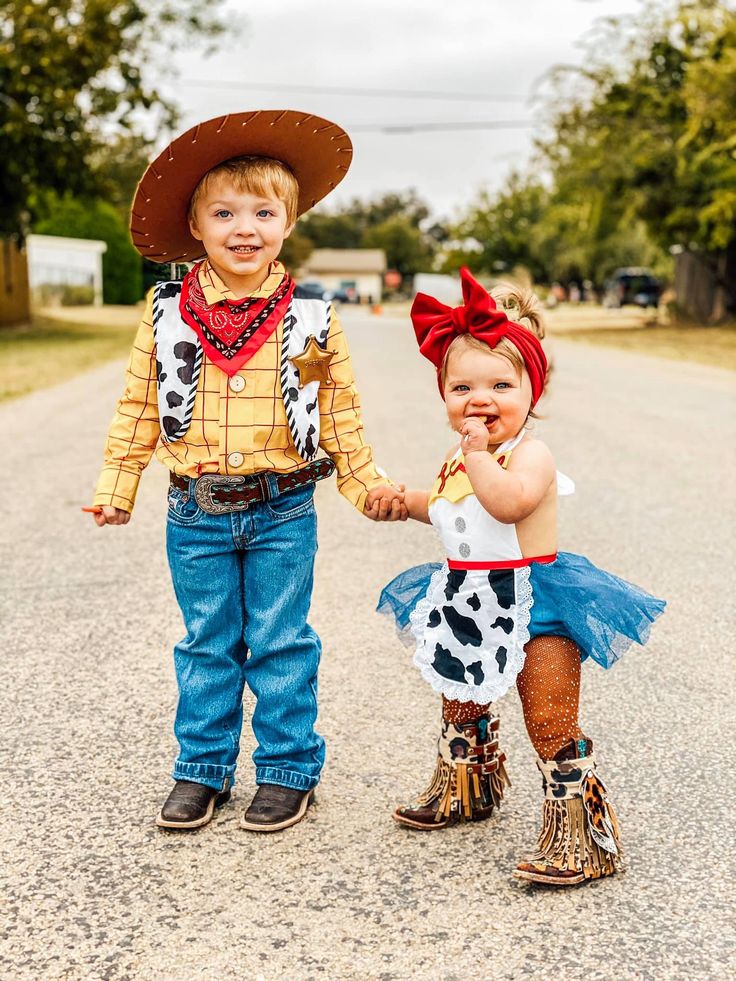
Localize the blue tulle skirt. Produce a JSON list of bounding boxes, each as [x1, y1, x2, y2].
[[377, 552, 666, 669]]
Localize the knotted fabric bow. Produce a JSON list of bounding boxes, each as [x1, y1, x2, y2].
[[410, 266, 547, 405]]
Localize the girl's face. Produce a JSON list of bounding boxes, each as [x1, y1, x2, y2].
[[443, 344, 533, 449]]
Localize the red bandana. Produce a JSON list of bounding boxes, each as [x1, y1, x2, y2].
[[410, 267, 547, 406], [179, 262, 295, 376]]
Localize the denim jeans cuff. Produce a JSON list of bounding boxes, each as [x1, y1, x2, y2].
[[255, 766, 318, 792], [173, 760, 236, 792]]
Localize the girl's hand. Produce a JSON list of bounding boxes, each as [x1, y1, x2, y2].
[[460, 417, 490, 455], [364, 484, 408, 521]]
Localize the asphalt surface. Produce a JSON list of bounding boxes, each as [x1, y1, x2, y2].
[[2, 307, 734, 980]]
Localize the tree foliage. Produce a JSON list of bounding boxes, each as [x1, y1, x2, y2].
[[540, 1, 735, 279], [297, 191, 437, 282], [0, 0, 229, 237], [440, 174, 551, 281], [443, 0, 735, 308]]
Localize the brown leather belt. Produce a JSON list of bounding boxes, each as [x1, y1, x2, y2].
[[170, 458, 336, 515]]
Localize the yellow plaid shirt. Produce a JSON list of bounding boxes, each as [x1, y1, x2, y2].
[[94, 261, 385, 513]]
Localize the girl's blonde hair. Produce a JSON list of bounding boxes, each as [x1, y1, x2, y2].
[[439, 282, 548, 415], [188, 155, 299, 226]]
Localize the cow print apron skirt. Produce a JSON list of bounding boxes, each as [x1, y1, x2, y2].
[[409, 562, 532, 703]]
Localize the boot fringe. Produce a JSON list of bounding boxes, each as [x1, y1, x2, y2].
[[528, 783, 622, 880], [416, 754, 509, 821]]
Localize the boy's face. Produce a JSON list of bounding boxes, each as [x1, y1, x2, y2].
[[188, 175, 294, 295], [443, 345, 532, 450]]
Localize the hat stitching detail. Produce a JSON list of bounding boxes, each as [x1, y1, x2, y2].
[[216, 115, 230, 133]]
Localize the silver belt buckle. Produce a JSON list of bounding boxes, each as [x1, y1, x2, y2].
[[194, 474, 247, 515]]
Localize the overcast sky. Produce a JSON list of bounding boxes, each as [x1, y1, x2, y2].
[[161, 0, 645, 222]]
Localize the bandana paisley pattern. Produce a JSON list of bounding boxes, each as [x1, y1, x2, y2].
[[178, 261, 295, 376]]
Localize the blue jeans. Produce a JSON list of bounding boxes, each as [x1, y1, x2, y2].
[[165, 475, 324, 793]]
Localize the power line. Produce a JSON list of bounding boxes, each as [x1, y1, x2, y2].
[[177, 78, 528, 103], [350, 120, 533, 133]]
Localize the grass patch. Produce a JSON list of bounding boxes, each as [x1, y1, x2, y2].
[[552, 324, 736, 371], [0, 315, 137, 402]]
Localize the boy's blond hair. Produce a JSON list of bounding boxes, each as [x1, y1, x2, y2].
[[188, 155, 299, 226], [440, 283, 548, 411]]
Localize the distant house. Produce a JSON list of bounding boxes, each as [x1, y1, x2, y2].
[[26, 234, 107, 306], [299, 249, 386, 303]]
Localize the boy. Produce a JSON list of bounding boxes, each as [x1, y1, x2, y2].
[[90, 110, 405, 832]]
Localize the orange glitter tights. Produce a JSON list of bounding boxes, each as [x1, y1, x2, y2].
[[443, 635, 585, 760]]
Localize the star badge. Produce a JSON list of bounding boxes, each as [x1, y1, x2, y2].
[[290, 335, 337, 387]]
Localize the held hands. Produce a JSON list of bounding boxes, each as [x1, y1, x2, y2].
[[363, 484, 409, 521], [460, 417, 490, 455]]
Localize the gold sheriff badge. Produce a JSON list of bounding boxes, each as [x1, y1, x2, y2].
[[290, 335, 337, 387]]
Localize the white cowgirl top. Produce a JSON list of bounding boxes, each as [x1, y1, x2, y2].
[[428, 429, 552, 562]]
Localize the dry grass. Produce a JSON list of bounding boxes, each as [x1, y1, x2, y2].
[[551, 324, 736, 371], [0, 315, 137, 402]]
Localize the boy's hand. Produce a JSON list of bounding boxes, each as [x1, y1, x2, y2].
[[90, 506, 131, 527], [460, 417, 490, 455], [364, 484, 408, 521]]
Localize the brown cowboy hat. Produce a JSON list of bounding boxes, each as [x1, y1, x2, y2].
[[130, 109, 353, 263]]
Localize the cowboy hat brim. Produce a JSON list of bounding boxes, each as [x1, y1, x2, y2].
[[130, 109, 353, 263]]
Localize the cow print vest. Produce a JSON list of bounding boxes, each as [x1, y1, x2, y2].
[[152, 281, 330, 460]]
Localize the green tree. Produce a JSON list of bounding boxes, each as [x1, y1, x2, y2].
[[538, 0, 735, 308], [279, 228, 314, 275], [346, 190, 431, 231], [296, 212, 363, 250], [298, 191, 438, 283], [0, 0, 230, 238], [442, 174, 550, 281], [90, 131, 157, 225], [364, 215, 435, 280], [35, 194, 142, 304]]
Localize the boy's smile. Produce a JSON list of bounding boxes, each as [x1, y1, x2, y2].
[[443, 346, 533, 450], [188, 176, 294, 296]]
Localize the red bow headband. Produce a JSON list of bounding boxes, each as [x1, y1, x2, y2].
[[410, 267, 547, 406]]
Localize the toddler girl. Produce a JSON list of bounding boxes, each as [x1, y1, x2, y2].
[[377, 267, 665, 885]]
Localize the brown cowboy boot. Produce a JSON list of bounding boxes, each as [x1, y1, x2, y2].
[[393, 709, 509, 830], [513, 738, 622, 885]]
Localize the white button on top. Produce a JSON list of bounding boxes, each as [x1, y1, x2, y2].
[[228, 374, 245, 393], [227, 451, 244, 468]]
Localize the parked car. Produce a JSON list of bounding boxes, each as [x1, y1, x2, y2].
[[603, 268, 662, 308], [295, 281, 353, 304]]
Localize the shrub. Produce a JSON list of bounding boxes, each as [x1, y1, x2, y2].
[[60, 284, 95, 306]]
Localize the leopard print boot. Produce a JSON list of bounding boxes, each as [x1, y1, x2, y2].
[[513, 738, 622, 885], [393, 707, 509, 830]]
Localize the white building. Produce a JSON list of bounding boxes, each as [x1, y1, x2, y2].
[[299, 249, 386, 303], [26, 234, 107, 306]]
